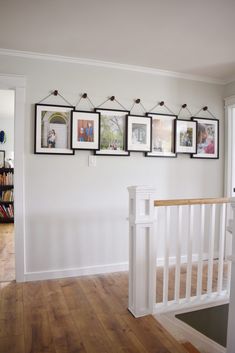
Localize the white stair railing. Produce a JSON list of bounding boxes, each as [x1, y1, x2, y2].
[[128, 186, 230, 318], [155, 197, 229, 314]]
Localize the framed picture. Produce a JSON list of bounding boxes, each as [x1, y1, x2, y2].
[[0, 150, 5, 168], [146, 113, 176, 157], [176, 119, 197, 154], [127, 115, 152, 152], [71, 110, 100, 150], [34, 104, 75, 155], [191, 117, 219, 159], [95, 108, 130, 156]]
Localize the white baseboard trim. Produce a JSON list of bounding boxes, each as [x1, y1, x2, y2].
[[24, 253, 218, 282], [24, 262, 129, 282]]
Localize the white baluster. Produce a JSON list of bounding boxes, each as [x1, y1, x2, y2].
[[163, 206, 170, 306], [186, 205, 194, 301], [197, 204, 205, 298], [207, 204, 216, 295], [175, 205, 182, 303], [217, 203, 226, 294], [128, 186, 156, 317]]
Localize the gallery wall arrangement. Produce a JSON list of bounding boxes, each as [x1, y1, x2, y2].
[[34, 90, 219, 159]]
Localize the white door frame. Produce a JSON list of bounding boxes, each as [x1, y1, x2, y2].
[[225, 95, 235, 198], [0, 74, 26, 282]]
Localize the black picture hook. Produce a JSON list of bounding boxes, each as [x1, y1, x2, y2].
[[203, 106, 208, 111], [135, 99, 141, 104], [82, 93, 87, 99], [182, 104, 187, 109], [53, 90, 58, 96], [110, 96, 115, 101], [159, 101, 164, 106]]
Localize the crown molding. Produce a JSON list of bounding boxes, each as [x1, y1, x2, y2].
[[0, 48, 226, 85]]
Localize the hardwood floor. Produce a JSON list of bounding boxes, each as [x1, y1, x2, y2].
[[0, 224, 15, 282], [0, 225, 227, 353], [0, 273, 190, 353]]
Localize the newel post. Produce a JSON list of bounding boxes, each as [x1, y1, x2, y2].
[[128, 186, 156, 317], [227, 197, 235, 353]]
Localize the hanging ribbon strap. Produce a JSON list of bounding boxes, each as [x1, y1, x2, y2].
[[148, 101, 175, 115], [130, 99, 147, 114], [75, 93, 95, 110], [178, 104, 192, 118], [193, 106, 217, 119], [38, 90, 74, 106], [96, 96, 128, 110]]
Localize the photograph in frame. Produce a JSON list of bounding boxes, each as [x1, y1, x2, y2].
[[34, 104, 75, 155], [127, 115, 151, 152], [72, 111, 100, 150], [176, 119, 197, 154], [95, 108, 130, 156], [191, 117, 219, 159], [146, 113, 176, 157], [0, 150, 5, 168]]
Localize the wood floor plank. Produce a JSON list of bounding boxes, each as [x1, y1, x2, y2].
[[0, 311, 24, 337], [23, 308, 56, 353], [0, 335, 25, 353], [63, 279, 121, 353], [48, 313, 87, 353], [78, 277, 152, 353], [0, 281, 23, 314], [0, 225, 15, 282]]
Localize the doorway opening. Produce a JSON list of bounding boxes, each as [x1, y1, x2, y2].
[[0, 89, 15, 282]]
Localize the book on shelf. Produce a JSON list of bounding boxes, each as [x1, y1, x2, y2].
[[0, 172, 14, 186], [0, 190, 14, 202], [0, 204, 14, 218]]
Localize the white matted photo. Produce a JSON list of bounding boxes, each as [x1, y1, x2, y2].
[[95, 108, 130, 156], [35, 104, 75, 155], [71, 110, 100, 150], [176, 119, 197, 154], [146, 113, 176, 157], [127, 115, 152, 152], [191, 117, 219, 159]]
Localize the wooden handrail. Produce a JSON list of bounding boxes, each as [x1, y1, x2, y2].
[[154, 197, 230, 207]]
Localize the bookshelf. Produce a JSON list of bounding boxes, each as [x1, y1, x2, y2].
[[0, 168, 14, 223]]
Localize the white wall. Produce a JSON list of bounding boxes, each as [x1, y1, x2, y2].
[[0, 90, 14, 159], [0, 53, 225, 280]]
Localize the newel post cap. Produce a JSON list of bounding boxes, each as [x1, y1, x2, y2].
[[127, 185, 155, 193]]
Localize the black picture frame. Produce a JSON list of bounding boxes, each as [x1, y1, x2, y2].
[[0, 150, 5, 168], [94, 108, 130, 156], [71, 110, 100, 150], [34, 104, 75, 155], [191, 117, 219, 159], [145, 113, 177, 158], [175, 119, 197, 154], [127, 115, 152, 152]]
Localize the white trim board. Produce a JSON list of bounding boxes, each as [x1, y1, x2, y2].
[[0, 48, 225, 85], [0, 74, 26, 282], [24, 262, 129, 282], [24, 253, 216, 282]]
